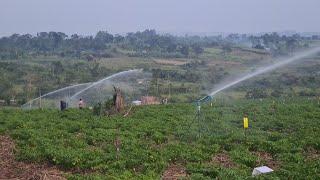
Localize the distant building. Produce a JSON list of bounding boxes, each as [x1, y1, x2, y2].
[[137, 79, 144, 84], [10, 99, 17, 105], [132, 100, 142, 106], [86, 54, 95, 61], [141, 96, 160, 105], [0, 100, 6, 106]]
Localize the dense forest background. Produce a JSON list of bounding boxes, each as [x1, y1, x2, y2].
[[1, 30, 317, 60], [0, 30, 319, 105]]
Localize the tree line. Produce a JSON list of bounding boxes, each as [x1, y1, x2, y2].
[[0, 30, 314, 60]]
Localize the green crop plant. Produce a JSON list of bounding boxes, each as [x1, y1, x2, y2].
[[0, 97, 319, 179]]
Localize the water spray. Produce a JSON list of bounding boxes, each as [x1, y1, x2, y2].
[[69, 69, 142, 101], [195, 46, 320, 105], [192, 47, 320, 137], [21, 82, 92, 109], [21, 69, 149, 109], [209, 47, 320, 96]]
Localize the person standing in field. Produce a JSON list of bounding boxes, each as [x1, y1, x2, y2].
[[78, 98, 85, 109], [60, 100, 67, 111]]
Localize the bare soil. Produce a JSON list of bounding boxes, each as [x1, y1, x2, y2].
[[162, 164, 187, 180], [0, 135, 66, 180], [304, 147, 320, 160], [207, 60, 241, 66], [154, 59, 187, 66], [212, 152, 236, 168], [254, 151, 280, 170]]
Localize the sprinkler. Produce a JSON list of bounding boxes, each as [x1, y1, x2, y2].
[[195, 95, 214, 123], [180, 95, 214, 139], [193, 95, 214, 137], [195, 95, 214, 113]]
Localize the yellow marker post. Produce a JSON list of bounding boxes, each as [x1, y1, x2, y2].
[[243, 116, 249, 137], [243, 117, 249, 129]]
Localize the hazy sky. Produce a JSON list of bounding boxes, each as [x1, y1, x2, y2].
[[1, 0, 319, 36]]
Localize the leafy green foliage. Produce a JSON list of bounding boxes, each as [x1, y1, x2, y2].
[[0, 98, 319, 178]]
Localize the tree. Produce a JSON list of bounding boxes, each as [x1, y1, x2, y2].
[[51, 61, 64, 75], [222, 44, 232, 55], [191, 44, 204, 56], [0, 77, 12, 100], [95, 31, 114, 44], [286, 38, 298, 53], [254, 44, 265, 49], [114, 34, 124, 43], [179, 45, 189, 57]]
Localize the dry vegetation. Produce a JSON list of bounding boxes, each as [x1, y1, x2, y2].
[[0, 135, 66, 180]]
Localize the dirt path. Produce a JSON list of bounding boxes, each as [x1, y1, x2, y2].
[[0, 135, 66, 180]]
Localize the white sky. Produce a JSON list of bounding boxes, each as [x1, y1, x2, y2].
[[0, 0, 319, 36]]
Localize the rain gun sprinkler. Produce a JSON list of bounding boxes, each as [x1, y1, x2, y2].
[[193, 95, 213, 137], [195, 95, 213, 115]]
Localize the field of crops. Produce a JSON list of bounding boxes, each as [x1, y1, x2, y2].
[[0, 97, 319, 179]]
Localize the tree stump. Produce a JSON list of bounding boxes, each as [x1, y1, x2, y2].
[[113, 86, 125, 113]]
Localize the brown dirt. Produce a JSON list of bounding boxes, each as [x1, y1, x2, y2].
[[304, 147, 320, 160], [162, 164, 187, 180], [230, 49, 268, 59], [207, 60, 241, 66], [0, 135, 66, 180], [212, 152, 236, 168], [154, 59, 187, 66], [254, 151, 280, 170]]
